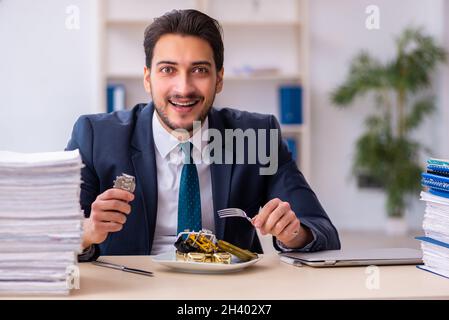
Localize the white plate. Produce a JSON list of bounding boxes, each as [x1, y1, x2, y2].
[[152, 251, 262, 274]]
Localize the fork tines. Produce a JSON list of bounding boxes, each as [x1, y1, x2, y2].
[[217, 210, 242, 217], [217, 209, 253, 222]]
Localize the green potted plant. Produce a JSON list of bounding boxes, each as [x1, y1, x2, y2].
[[331, 27, 447, 235]]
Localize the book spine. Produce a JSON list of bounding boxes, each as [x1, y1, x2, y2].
[[428, 159, 449, 167], [285, 137, 298, 161], [106, 85, 114, 113], [106, 84, 126, 113], [279, 86, 302, 124]]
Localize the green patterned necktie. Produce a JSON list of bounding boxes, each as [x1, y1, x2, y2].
[[177, 142, 202, 234]]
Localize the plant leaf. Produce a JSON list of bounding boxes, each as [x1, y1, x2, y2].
[[331, 52, 388, 106], [404, 97, 435, 131]]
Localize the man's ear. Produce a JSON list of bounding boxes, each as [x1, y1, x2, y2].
[[216, 68, 224, 93], [143, 66, 151, 94]]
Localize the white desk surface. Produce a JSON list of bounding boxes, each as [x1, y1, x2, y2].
[[5, 253, 449, 300]]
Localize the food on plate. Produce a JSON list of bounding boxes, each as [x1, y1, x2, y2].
[[174, 229, 258, 264]]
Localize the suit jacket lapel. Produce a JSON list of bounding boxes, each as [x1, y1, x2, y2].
[[130, 103, 158, 254], [208, 108, 233, 240]]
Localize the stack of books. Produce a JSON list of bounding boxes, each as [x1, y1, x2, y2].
[[417, 158, 449, 279], [0, 150, 84, 295]]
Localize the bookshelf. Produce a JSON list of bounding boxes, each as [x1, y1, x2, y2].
[[98, 0, 311, 180]]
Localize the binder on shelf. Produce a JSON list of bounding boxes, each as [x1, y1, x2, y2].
[[107, 84, 126, 113], [284, 137, 298, 161], [279, 85, 302, 124]]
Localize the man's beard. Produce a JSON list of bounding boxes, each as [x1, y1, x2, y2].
[[153, 95, 215, 132]]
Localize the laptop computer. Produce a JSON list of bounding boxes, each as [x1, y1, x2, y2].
[[280, 248, 423, 267]]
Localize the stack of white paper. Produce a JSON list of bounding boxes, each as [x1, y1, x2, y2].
[[421, 191, 449, 243], [418, 191, 449, 279], [0, 150, 84, 295]]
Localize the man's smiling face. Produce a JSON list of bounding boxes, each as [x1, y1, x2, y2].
[[144, 34, 224, 133]]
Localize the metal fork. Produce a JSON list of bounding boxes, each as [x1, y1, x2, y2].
[[217, 208, 299, 235], [217, 208, 253, 223]]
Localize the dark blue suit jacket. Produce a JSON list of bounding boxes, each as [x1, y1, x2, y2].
[[66, 103, 340, 257]]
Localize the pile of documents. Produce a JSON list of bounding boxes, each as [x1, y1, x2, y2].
[[417, 158, 449, 279], [0, 150, 84, 295]]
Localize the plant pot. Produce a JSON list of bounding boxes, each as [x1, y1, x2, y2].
[[385, 216, 408, 236]]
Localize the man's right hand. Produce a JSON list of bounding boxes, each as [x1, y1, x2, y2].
[[82, 188, 135, 249]]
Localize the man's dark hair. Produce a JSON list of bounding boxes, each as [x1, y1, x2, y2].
[[143, 9, 224, 71]]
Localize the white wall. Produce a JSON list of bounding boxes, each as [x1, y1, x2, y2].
[[309, 0, 446, 231], [0, 0, 100, 153]]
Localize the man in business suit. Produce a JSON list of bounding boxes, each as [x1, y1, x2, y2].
[[66, 9, 340, 261]]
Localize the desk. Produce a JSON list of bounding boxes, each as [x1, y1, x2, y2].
[[9, 253, 448, 299]]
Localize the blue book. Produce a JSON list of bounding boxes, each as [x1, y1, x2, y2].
[[428, 188, 449, 199], [416, 236, 449, 279], [421, 172, 449, 193], [107, 84, 126, 113], [416, 236, 449, 249], [427, 158, 449, 168], [416, 265, 449, 280], [427, 165, 449, 173], [284, 138, 298, 161], [279, 86, 302, 124]]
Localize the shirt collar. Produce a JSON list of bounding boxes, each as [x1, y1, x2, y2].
[[152, 110, 208, 160]]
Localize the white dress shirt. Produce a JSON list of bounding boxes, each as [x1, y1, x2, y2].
[[151, 112, 215, 255]]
